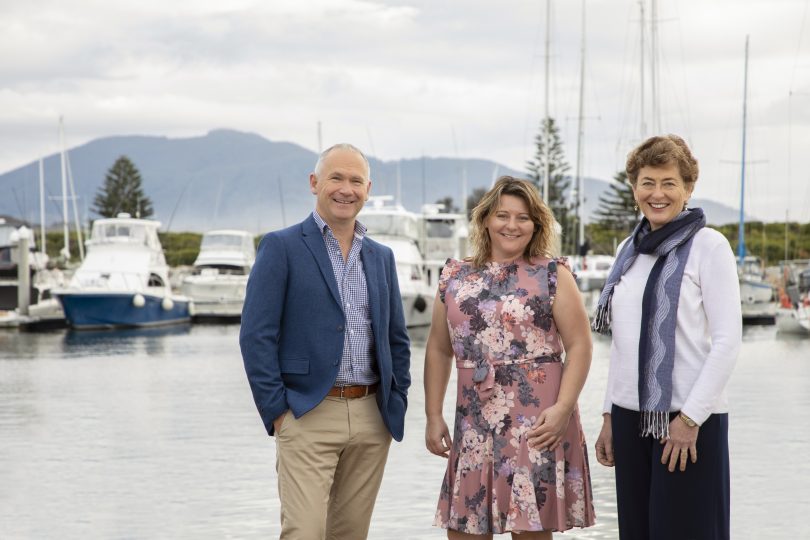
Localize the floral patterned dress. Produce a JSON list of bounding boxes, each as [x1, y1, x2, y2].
[[433, 257, 596, 534]]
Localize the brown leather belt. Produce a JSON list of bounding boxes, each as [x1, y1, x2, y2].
[[328, 383, 378, 399]]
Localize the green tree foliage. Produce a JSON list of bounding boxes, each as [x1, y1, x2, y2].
[[434, 196, 459, 213], [712, 221, 810, 266], [526, 117, 572, 252], [158, 232, 201, 266], [92, 156, 154, 218], [594, 171, 637, 232], [466, 187, 488, 220]]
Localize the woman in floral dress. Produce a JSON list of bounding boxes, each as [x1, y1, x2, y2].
[[424, 176, 596, 539]]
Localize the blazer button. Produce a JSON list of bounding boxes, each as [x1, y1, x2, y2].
[[337, 325, 344, 332]]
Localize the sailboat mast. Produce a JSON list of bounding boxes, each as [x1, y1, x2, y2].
[[65, 151, 85, 260], [58, 117, 70, 260], [542, 0, 551, 203], [639, 0, 647, 138], [39, 158, 46, 256], [650, 0, 660, 133], [738, 36, 749, 266], [575, 0, 586, 252]]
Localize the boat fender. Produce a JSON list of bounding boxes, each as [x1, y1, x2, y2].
[[162, 297, 174, 311], [132, 294, 146, 308], [413, 294, 427, 313]]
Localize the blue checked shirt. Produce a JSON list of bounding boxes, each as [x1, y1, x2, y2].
[[312, 211, 377, 386]]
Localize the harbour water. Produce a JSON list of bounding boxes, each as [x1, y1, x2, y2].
[[1, 324, 808, 539]]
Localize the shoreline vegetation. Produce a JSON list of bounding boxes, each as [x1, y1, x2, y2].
[[35, 221, 810, 270]]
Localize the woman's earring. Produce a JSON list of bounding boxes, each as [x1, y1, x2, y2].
[[633, 203, 639, 212], [683, 200, 689, 211]]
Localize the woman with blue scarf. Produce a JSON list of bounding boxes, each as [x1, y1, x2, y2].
[[592, 135, 741, 540]]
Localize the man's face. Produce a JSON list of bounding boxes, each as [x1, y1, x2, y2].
[[310, 149, 371, 227]]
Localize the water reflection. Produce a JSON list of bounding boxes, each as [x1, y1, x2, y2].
[[62, 324, 191, 357], [0, 324, 807, 539]]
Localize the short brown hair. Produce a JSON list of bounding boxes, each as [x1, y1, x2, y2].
[[626, 134, 699, 187], [468, 176, 558, 267]]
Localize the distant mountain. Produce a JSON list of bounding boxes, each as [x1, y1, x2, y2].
[[0, 129, 750, 233]]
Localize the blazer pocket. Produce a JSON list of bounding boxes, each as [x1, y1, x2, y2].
[[280, 357, 309, 374]]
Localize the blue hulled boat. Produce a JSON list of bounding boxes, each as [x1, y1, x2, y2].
[[55, 214, 190, 330]]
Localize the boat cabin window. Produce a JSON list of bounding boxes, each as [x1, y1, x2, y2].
[[425, 219, 455, 239], [201, 234, 246, 249], [148, 273, 164, 287], [92, 222, 153, 247], [194, 264, 246, 276]]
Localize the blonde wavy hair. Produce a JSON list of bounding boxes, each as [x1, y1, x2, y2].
[[468, 176, 558, 267]]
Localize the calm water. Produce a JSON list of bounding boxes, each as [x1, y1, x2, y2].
[[1, 324, 808, 539]]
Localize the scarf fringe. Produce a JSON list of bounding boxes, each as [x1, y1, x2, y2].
[[591, 298, 612, 335], [639, 410, 670, 439]]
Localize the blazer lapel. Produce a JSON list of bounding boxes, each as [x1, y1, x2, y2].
[[360, 241, 381, 327], [301, 216, 343, 308]]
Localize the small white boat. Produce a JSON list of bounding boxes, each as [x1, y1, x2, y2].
[[360, 197, 434, 327], [570, 254, 615, 293], [418, 204, 469, 290], [737, 256, 776, 324], [0, 220, 67, 329], [180, 230, 255, 320], [739, 256, 776, 305], [54, 214, 190, 329]]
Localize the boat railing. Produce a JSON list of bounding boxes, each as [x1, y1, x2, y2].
[[72, 270, 152, 291]]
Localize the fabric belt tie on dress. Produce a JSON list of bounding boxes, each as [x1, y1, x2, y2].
[[328, 383, 378, 399], [473, 355, 561, 401]]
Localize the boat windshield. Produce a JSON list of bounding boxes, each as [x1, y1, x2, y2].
[[201, 234, 246, 249], [424, 219, 456, 239], [92, 223, 151, 246]]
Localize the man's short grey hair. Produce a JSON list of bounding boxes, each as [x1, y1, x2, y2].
[[313, 143, 371, 178]]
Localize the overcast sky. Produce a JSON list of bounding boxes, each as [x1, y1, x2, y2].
[[1, 0, 809, 221]]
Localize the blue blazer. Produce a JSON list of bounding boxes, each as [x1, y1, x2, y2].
[[239, 215, 411, 441]]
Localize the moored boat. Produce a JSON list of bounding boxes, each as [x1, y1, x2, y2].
[[360, 197, 434, 327], [418, 204, 469, 290], [54, 214, 190, 329], [180, 230, 255, 320]]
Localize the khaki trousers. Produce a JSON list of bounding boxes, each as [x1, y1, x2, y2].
[[275, 394, 392, 540]]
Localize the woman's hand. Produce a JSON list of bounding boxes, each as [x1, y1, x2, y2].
[[595, 414, 615, 467], [426, 415, 452, 458], [660, 416, 699, 472], [528, 403, 573, 451]]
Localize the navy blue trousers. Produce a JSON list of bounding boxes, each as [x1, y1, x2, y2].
[[611, 405, 730, 540]]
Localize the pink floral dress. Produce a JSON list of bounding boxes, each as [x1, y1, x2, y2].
[[433, 257, 596, 534]]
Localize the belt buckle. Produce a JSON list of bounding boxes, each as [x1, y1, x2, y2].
[[340, 386, 346, 398]]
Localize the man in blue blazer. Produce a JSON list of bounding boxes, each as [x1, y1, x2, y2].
[[240, 143, 411, 539]]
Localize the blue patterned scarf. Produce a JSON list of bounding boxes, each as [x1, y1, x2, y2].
[[592, 208, 706, 438]]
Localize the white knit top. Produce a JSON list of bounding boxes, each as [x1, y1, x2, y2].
[[602, 227, 742, 425]]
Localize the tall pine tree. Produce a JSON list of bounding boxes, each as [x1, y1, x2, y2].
[[526, 117, 572, 252], [593, 170, 638, 237], [92, 156, 154, 219]]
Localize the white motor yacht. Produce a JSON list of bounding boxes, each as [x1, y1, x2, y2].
[[418, 204, 469, 290], [360, 197, 434, 328], [181, 230, 255, 320], [54, 214, 190, 329]]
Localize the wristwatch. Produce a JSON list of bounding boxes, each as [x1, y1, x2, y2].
[[678, 412, 698, 428]]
